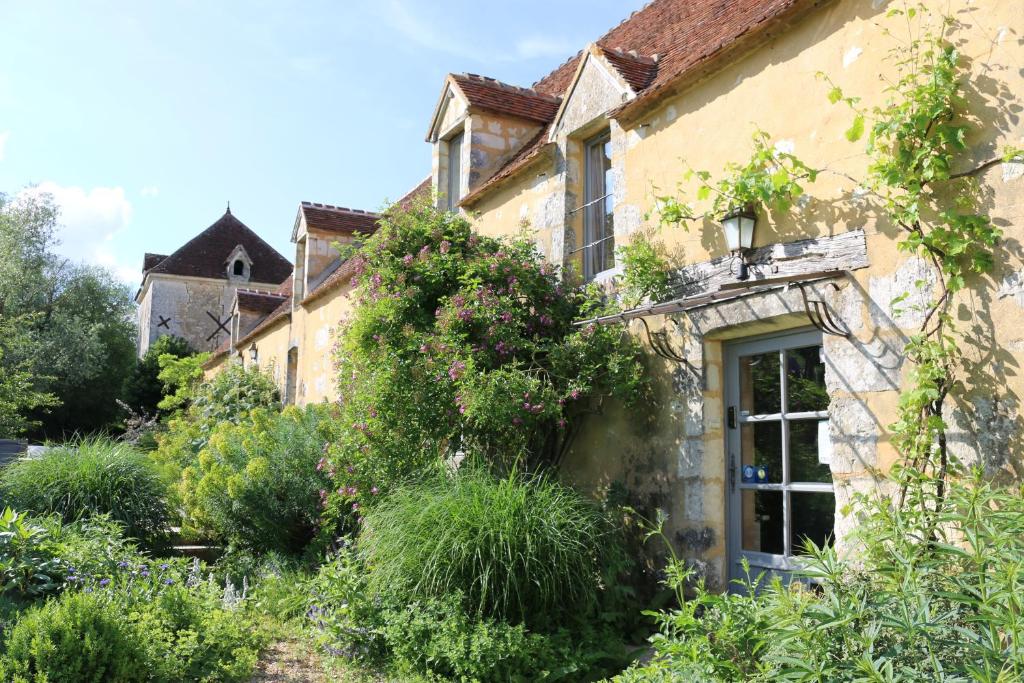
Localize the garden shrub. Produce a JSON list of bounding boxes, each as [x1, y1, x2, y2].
[[617, 469, 1024, 682], [178, 404, 338, 554], [324, 199, 646, 515], [152, 360, 281, 479], [0, 438, 169, 544], [0, 508, 63, 601], [309, 544, 629, 682], [360, 469, 620, 628], [0, 590, 149, 682]]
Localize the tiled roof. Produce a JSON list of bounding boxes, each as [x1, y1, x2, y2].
[[450, 74, 561, 124], [234, 279, 293, 348], [236, 289, 287, 315], [203, 337, 233, 367], [147, 210, 293, 284], [395, 177, 432, 209], [300, 203, 379, 235], [463, 0, 815, 202], [599, 47, 659, 91], [143, 253, 167, 272]]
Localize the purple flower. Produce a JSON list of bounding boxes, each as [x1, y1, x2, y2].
[[160, 563, 170, 571], [164, 578, 174, 585], [439, 240, 451, 254], [403, 254, 414, 266], [141, 570, 150, 578], [371, 486, 379, 495], [100, 578, 111, 587], [117, 561, 129, 568], [352, 503, 360, 512]]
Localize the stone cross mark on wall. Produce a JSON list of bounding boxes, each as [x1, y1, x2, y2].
[[156, 316, 171, 329], [205, 311, 231, 342]]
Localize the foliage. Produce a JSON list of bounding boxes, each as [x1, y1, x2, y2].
[[653, 130, 817, 227], [0, 315, 58, 437], [326, 198, 646, 508], [0, 437, 170, 544], [0, 508, 63, 601], [121, 334, 194, 417], [0, 191, 137, 438], [179, 405, 339, 554], [309, 544, 629, 682], [155, 350, 211, 416], [0, 590, 150, 682], [617, 233, 673, 308], [360, 468, 622, 629], [617, 470, 1024, 682], [153, 360, 280, 479]]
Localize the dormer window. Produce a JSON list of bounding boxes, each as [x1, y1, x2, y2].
[[445, 131, 464, 211], [225, 245, 252, 282], [233, 259, 245, 276]]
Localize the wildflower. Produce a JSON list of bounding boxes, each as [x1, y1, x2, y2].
[[371, 486, 379, 495], [117, 561, 129, 568], [100, 578, 111, 587], [316, 457, 326, 472], [352, 503, 360, 512], [439, 240, 451, 254], [164, 578, 175, 585], [160, 563, 170, 571], [403, 254, 414, 266], [141, 570, 150, 578]]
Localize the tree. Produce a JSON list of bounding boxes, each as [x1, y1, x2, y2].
[[0, 191, 138, 438], [0, 315, 57, 437], [121, 335, 195, 417]]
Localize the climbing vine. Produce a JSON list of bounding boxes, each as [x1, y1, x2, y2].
[[635, 4, 1023, 513], [824, 4, 1021, 507]]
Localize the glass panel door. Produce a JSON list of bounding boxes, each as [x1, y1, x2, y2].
[[726, 329, 833, 590]]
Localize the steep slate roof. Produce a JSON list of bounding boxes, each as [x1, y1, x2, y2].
[[300, 202, 379, 235], [143, 253, 168, 272], [450, 74, 561, 124], [462, 0, 816, 204], [147, 210, 293, 284]]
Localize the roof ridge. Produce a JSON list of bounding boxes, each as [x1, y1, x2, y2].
[[454, 73, 561, 102], [301, 201, 379, 216]]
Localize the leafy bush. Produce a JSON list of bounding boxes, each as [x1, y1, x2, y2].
[[178, 405, 337, 554], [325, 199, 646, 513], [0, 591, 148, 682], [361, 469, 620, 628], [618, 470, 1024, 682], [0, 508, 63, 601], [309, 543, 628, 682], [153, 361, 281, 480], [0, 438, 169, 543], [120, 334, 194, 417]]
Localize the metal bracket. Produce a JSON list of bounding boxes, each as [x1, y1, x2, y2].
[[795, 281, 849, 338], [637, 316, 701, 377]]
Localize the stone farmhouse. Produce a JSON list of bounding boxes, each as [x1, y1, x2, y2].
[[144, 0, 1024, 590]]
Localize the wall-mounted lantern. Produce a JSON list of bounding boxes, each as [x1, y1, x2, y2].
[[721, 206, 757, 280], [248, 344, 259, 365]]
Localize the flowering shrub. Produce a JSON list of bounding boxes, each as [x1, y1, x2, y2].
[[326, 199, 646, 509], [178, 405, 339, 554]]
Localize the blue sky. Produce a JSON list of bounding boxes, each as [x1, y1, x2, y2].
[[0, 0, 646, 284]]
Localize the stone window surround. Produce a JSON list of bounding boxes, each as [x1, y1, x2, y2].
[[437, 117, 470, 212]]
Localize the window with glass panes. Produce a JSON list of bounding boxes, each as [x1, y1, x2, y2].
[[583, 132, 614, 279]]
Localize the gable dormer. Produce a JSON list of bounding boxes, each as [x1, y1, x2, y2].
[[291, 202, 379, 304], [225, 244, 253, 282], [427, 74, 560, 210], [551, 43, 656, 139]]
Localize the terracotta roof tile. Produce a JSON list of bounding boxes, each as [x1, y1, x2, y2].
[[236, 289, 287, 316], [147, 210, 292, 284], [300, 203, 379, 235], [395, 177, 432, 209], [599, 47, 659, 91], [463, 0, 814, 202], [451, 74, 561, 123]]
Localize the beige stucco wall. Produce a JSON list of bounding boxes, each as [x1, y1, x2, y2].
[[462, 0, 1024, 588]]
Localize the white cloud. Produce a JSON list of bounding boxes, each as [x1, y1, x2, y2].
[[140, 185, 159, 197], [19, 181, 138, 284], [0, 131, 9, 161]]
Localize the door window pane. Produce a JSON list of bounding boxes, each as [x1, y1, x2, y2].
[[741, 490, 783, 554], [786, 346, 828, 413], [739, 352, 781, 415], [788, 420, 832, 483], [741, 421, 782, 483], [791, 492, 835, 554]]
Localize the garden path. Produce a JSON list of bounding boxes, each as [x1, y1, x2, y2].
[[251, 636, 327, 682]]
